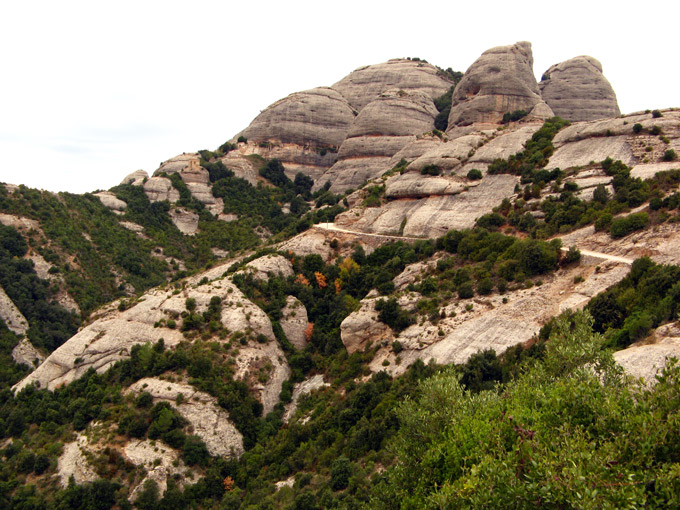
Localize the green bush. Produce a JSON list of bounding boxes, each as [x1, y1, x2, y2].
[[610, 212, 649, 238], [420, 164, 442, 176], [652, 109, 663, 118], [501, 109, 528, 124], [467, 168, 483, 180], [633, 123, 643, 134], [663, 149, 678, 162]]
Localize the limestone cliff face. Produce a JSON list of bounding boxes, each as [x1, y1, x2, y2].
[[332, 58, 453, 112], [539, 56, 620, 122], [448, 41, 553, 127]]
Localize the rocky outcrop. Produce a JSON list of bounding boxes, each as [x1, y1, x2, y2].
[[242, 254, 294, 281], [539, 56, 620, 122], [384, 172, 473, 199], [120, 170, 148, 186], [405, 134, 484, 174], [0, 285, 29, 335], [337, 174, 518, 237], [168, 208, 199, 235], [614, 323, 680, 383], [280, 296, 308, 350], [143, 177, 179, 203], [125, 439, 192, 501], [127, 378, 244, 457], [12, 338, 45, 368], [283, 374, 329, 422], [241, 87, 355, 149], [220, 151, 260, 185], [94, 191, 127, 212], [448, 42, 553, 128], [332, 58, 453, 112], [57, 434, 98, 487], [341, 298, 394, 354], [154, 154, 204, 179], [316, 89, 439, 192]]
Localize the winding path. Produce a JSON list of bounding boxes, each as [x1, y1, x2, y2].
[[313, 222, 635, 265]]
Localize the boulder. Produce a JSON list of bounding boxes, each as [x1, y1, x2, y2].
[[539, 56, 620, 122], [341, 298, 393, 354], [280, 296, 309, 350], [120, 169, 149, 186], [448, 41, 553, 127], [143, 177, 179, 203], [332, 58, 453, 112]]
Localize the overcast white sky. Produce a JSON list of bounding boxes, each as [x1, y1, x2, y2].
[[1, 1, 678, 193]]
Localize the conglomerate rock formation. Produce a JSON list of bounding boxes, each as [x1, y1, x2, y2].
[[539, 56, 620, 122]]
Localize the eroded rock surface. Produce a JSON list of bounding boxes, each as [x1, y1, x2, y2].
[[168, 208, 199, 235], [615, 324, 680, 383], [12, 338, 45, 368], [448, 42, 552, 128], [143, 177, 179, 203], [57, 434, 98, 487], [283, 374, 329, 422], [317, 89, 439, 192], [539, 56, 620, 122], [241, 87, 355, 149], [280, 296, 309, 350], [332, 58, 453, 112], [243, 254, 294, 281], [94, 191, 127, 212], [125, 439, 192, 501], [120, 169, 148, 186], [0, 285, 29, 335], [127, 378, 244, 457]]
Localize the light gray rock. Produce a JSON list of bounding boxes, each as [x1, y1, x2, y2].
[[0, 285, 29, 336], [243, 254, 294, 281], [241, 87, 355, 149], [341, 298, 393, 354], [125, 439, 192, 501], [220, 151, 260, 185], [120, 169, 149, 186], [468, 124, 542, 165], [169, 208, 199, 235], [406, 134, 484, 173], [0, 213, 41, 232], [278, 229, 335, 262], [332, 58, 453, 112], [127, 378, 244, 458], [280, 296, 308, 350], [283, 374, 329, 422], [387, 136, 444, 167], [316, 89, 439, 192], [614, 324, 680, 383], [12, 338, 45, 368], [143, 177, 179, 203], [448, 41, 553, 127], [547, 136, 634, 170], [539, 56, 620, 122], [154, 154, 206, 183], [57, 434, 98, 487], [94, 191, 127, 212], [385, 172, 473, 199]]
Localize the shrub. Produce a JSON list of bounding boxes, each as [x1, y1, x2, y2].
[[458, 281, 474, 299], [633, 123, 643, 134], [610, 212, 649, 238], [652, 109, 663, 118], [467, 168, 483, 180], [477, 278, 494, 295], [663, 149, 678, 162], [421, 164, 442, 176], [501, 110, 528, 123], [237, 135, 247, 143], [651, 125, 662, 135]]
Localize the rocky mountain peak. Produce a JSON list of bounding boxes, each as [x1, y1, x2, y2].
[[539, 55, 621, 122], [447, 41, 553, 128]]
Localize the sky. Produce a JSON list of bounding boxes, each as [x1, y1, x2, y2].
[[1, 0, 678, 193]]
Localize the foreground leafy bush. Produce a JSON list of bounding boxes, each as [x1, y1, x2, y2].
[[369, 311, 680, 508]]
